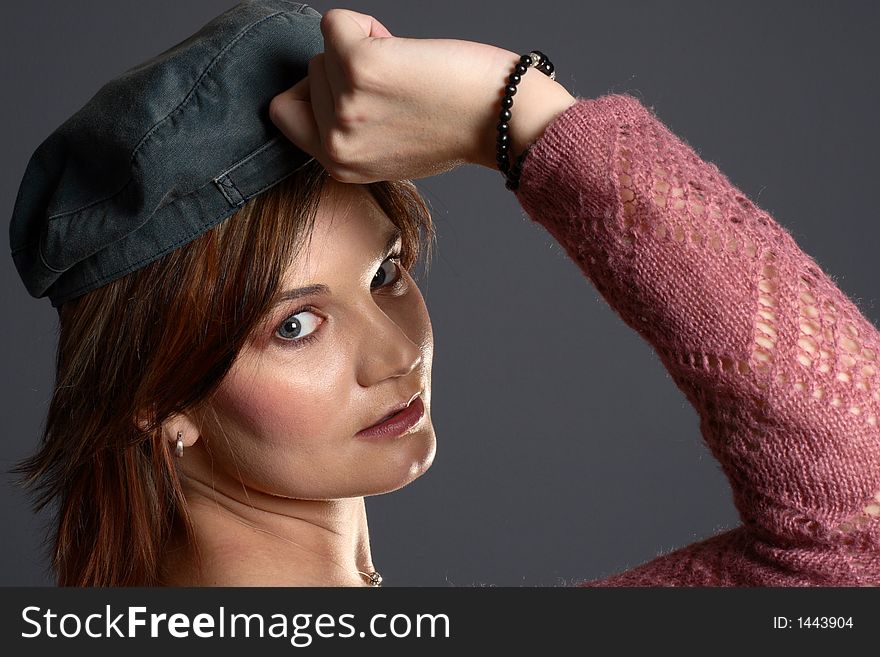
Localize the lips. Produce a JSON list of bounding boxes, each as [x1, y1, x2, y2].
[[363, 392, 421, 431], [356, 395, 425, 440]]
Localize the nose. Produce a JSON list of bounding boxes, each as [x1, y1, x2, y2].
[[356, 304, 423, 388]]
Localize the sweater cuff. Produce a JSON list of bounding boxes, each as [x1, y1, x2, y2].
[[514, 93, 654, 226]]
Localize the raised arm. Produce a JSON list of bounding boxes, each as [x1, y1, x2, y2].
[[514, 94, 880, 586], [264, 11, 879, 584]]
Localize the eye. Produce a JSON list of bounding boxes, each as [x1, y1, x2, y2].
[[275, 308, 321, 341], [371, 255, 402, 290]]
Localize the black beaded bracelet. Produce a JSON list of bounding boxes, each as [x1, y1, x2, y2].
[[497, 50, 556, 191]]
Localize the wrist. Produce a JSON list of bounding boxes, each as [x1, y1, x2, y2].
[[467, 48, 577, 171]]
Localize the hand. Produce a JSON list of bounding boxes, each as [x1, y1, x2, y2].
[[269, 8, 557, 183]]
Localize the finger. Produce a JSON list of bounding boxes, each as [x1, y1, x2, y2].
[[283, 75, 310, 102], [320, 9, 393, 53], [269, 80, 322, 160], [369, 17, 394, 39], [320, 10, 394, 112], [306, 53, 340, 151]]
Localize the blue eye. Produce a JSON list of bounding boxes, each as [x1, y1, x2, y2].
[[274, 254, 403, 348], [371, 256, 402, 290], [276, 309, 321, 341]]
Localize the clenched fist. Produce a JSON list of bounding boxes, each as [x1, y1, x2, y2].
[[269, 8, 573, 184]]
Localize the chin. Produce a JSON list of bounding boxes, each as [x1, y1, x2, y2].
[[367, 426, 436, 497]]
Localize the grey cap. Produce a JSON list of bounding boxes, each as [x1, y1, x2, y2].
[[9, 0, 323, 307]]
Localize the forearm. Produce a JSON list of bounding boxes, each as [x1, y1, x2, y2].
[[513, 94, 880, 585]]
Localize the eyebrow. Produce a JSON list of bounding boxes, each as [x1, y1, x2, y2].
[[273, 226, 402, 305]]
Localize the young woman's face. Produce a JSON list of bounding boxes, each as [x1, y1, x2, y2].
[[193, 180, 435, 500]]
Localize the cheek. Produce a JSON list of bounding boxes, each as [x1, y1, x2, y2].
[[210, 353, 350, 447]]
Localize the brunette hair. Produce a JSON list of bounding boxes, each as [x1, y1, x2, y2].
[[13, 160, 434, 586]]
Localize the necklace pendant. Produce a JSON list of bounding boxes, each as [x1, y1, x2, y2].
[[361, 570, 382, 587]]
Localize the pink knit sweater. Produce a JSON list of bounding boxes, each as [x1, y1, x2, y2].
[[514, 94, 880, 586]]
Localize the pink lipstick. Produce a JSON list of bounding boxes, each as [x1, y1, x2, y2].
[[356, 395, 425, 439]]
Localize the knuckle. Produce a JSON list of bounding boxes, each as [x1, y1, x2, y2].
[[333, 170, 360, 184], [320, 9, 341, 31], [267, 95, 284, 125], [322, 128, 349, 163], [333, 93, 360, 127], [317, 141, 364, 183], [323, 161, 359, 184], [345, 46, 382, 90]]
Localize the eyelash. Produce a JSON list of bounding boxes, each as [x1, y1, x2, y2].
[[274, 251, 404, 349]]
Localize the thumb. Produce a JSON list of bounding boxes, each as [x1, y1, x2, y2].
[[320, 8, 393, 54], [268, 77, 322, 159]]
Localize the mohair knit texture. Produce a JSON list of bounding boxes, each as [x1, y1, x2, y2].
[[515, 94, 880, 586]]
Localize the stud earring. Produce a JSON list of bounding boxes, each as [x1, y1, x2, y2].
[[175, 431, 184, 458]]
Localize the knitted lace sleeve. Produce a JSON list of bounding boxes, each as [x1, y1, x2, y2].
[[514, 94, 880, 586]]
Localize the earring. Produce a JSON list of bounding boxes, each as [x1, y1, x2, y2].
[[174, 431, 184, 458]]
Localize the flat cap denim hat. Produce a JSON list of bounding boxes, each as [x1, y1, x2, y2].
[[9, 0, 323, 307]]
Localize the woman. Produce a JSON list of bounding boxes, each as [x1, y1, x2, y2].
[[11, 2, 880, 586]]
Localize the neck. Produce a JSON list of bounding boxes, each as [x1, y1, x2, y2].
[[161, 474, 377, 587]]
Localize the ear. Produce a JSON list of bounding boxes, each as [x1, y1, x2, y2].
[[162, 413, 201, 450]]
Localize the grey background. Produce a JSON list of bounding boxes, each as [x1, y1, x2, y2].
[[2, 0, 878, 586]]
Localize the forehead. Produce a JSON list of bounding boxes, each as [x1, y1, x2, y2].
[[284, 181, 394, 283]]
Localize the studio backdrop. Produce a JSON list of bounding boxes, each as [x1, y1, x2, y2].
[[2, 0, 878, 586]]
